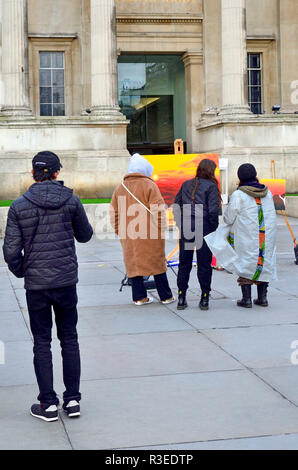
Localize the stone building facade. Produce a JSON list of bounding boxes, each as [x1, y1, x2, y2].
[[0, 0, 297, 199]]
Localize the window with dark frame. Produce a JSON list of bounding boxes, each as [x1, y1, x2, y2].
[[248, 53, 263, 114], [39, 52, 65, 116]]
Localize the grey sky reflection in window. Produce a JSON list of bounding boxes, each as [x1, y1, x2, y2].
[[248, 53, 263, 114], [39, 52, 65, 116]]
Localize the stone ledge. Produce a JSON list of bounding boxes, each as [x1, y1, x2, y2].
[[28, 33, 78, 39], [0, 116, 129, 128], [0, 203, 113, 239], [197, 114, 298, 130]]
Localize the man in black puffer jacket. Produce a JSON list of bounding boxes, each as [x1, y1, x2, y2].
[[3, 151, 93, 422]]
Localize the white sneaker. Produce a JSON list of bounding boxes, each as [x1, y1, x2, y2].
[[63, 400, 80, 418], [134, 296, 153, 306], [161, 296, 176, 305]]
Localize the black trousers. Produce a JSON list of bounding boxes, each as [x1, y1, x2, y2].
[[26, 285, 81, 408], [177, 238, 213, 294], [131, 273, 173, 302]]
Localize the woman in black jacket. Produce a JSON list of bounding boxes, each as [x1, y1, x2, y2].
[[174, 159, 221, 311]]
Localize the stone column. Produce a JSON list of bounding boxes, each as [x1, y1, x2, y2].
[[220, 0, 250, 115], [1, 0, 32, 116], [90, 0, 123, 119], [182, 51, 204, 152]]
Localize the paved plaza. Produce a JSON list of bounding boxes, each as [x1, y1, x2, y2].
[[1, 216, 298, 450]]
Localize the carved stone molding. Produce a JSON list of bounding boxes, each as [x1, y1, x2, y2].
[[182, 50, 203, 67], [116, 14, 203, 24]]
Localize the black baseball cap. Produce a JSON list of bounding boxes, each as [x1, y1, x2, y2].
[[32, 151, 63, 172]]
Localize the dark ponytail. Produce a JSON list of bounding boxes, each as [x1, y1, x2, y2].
[[191, 178, 200, 205]]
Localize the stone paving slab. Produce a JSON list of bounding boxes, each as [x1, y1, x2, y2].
[[62, 371, 298, 449], [6, 273, 24, 290], [0, 385, 71, 450], [254, 366, 298, 406], [204, 324, 298, 369], [0, 268, 12, 291], [13, 284, 135, 310], [271, 278, 298, 297], [74, 331, 242, 381], [20, 303, 194, 338], [74, 238, 137, 263], [130, 433, 298, 450], [206, 269, 298, 301], [0, 329, 241, 389], [0, 340, 37, 387], [0, 288, 20, 312], [165, 297, 298, 330], [13, 276, 297, 313], [75, 305, 194, 336], [77, 264, 126, 286], [0, 314, 31, 342]]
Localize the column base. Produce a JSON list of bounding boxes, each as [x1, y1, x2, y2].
[[0, 106, 33, 117], [219, 105, 252, 116], [90, 105, 126, 121]]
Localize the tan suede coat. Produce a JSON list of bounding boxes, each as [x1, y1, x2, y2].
[[110, 173, 167, 278]]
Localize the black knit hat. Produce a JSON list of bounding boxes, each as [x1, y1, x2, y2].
[[237, 163, 257, 182], [32, 151, 62, 172]]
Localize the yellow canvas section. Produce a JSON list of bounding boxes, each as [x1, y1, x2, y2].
[[145, 154, 220, 182], [260, 179, 286, 196]]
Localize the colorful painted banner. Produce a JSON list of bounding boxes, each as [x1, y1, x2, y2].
[[260, 178, 286, 210], [145, 153, 220, 206]]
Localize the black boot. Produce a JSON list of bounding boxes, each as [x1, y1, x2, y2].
[[177, 291, 188, 310], [199, 292, 209, 311], [237, 285, 252, 308], [254, 283, 269, 307]]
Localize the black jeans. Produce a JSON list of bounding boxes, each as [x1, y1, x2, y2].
[[177, 238, 213, 294], [26, 285, 81, 408], [131, 273, 173, 302]]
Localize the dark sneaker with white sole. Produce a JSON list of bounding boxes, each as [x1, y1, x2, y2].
[[63, 400, 80, 418], [30, 404, 58, 422]]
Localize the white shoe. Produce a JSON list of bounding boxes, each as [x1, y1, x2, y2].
[[63, 400, 80, 418], [161, 296, 176, 305], [134, 296, 153, 306]]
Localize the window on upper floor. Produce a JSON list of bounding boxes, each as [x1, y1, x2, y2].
[[247, 53, 263, 114], [39, 52, 65, 116]]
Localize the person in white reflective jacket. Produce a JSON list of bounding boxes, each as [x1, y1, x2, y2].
[[205, 163, 277, 308]]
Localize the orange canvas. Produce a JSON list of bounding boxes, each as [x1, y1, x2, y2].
[[260, 178, 286, 210], [145, 153, 220, 206]]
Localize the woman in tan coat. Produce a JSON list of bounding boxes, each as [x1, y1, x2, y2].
[[110, 153, 174, 306]]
